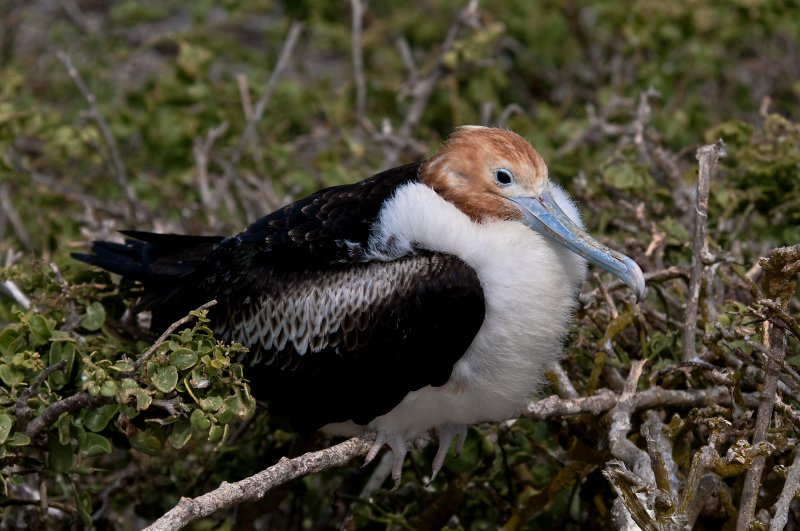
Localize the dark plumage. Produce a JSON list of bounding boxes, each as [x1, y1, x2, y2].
[[74, 162, 485, 431]]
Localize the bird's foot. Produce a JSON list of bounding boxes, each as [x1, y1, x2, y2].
[[430, 424, 468, 481], [363, 430, 408, 487]]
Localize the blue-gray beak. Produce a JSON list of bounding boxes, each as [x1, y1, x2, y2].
[[511, 188, 646, 302]]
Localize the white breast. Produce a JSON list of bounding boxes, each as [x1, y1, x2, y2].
[[361, 182, 587, 438]]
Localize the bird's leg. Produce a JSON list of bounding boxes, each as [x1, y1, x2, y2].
[[363, 430, 408, 487], [430, 424, 468, 481]]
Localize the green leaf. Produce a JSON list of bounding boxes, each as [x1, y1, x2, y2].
[[130, 430, 162, 455], [0, 327, 21, 356], [48, 342, 75, 388], [444, 429, 482, 474], [83, 404, 119, 432], [168, 419, 192, 449], [5, 432, 30, 446], [169, 348, 198, 370], [48, 438, 74, 473], [28, 315, 52, 345], [75, 489, 93, 527], [111, 359, 134, 372], [80, 432, 112, 457], [215, 396, 241, 424], [201, 395, 223, 413], [0, 365, 23, 386], [208, 423, 223, 442], [132, 389, 152, 411], [100, 379, 118, 397], [0, 414, 13, 444], [152, 365, 178, 393], [190, 409, 211, 431], [80, 302, 106, 331]]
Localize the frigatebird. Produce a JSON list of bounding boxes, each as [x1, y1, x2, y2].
[[75, 126, 645, 483]]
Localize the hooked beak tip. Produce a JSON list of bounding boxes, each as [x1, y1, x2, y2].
[[622, 256, 646, 303]]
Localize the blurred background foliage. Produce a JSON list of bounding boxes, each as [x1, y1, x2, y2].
[[0, 0, 799, 529]]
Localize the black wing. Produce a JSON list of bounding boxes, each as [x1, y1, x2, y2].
[[74, 162, 485, 429], [213, 250, 485, 430]]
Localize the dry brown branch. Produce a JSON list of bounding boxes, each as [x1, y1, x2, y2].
[[15, 360, 67, 434], [380, 0, 480, 167], [26, 392, 111, 440], [134, 300, 217, 370], [682, 140, 726, 361], [350, 0, 368, 124], [525, 386, 749, 420], [1, 278, 32, 311], [737, 326, 788, 529], [0, 181, 33, 250], [56, 51, 140, 223], [193, 121, 230, 227], [603, 460, 660, 531], [608, 361, 651, 475], [642, 410, 679, 520], [770, 448, 800, 531], [143, 435, 374, 531], [549, 363, 579, 399], [231, 22, 304, 167]]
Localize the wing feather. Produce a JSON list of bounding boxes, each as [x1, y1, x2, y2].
[[215, 251, 485, 430]]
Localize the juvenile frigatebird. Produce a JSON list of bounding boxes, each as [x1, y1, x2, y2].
[[75, 126, 645, 483]]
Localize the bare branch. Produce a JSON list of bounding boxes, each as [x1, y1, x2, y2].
[[193, 121, 230, 227], [525, 385, 749, 420], [0, 181, 33, 250], [143, 435, 374, 531], [1, 279, 32, 311], [26, 392, 111, 440], [16, 360, 68, 433], [737, 322, 787, 530], [56, 51, 140, 223], [682, 139, 726, 361], [608, 361, 653, 482], [770, 448, 800, 531], [350, 0, 368, 124], [231, 22, 304, 167], [381, 0, 480, 167]]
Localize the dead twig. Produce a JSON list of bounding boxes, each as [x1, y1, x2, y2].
[[231, 22, 304, 167], [350, 0, 368, 125], [682, 139, 726, 361], [0, 181, 33, 250], [737, 329, 788, 529], [770, 448, 800, 531], [381, 0, 480, 167], [56, 51, 140, 223], [15, 361, 68, 434]]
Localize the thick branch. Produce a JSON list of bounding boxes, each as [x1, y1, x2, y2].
[[525, 386, 743, 420], [143, 435, 374, 531], [26, 392, 111, 439]]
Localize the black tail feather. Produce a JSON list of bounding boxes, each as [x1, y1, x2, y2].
[[72, 231, 226, 331]]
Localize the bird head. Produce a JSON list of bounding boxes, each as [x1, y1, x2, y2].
[[420, 126, 646, 302]]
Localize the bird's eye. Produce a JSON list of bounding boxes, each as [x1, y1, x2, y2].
[[494, 168, 514, 187]]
